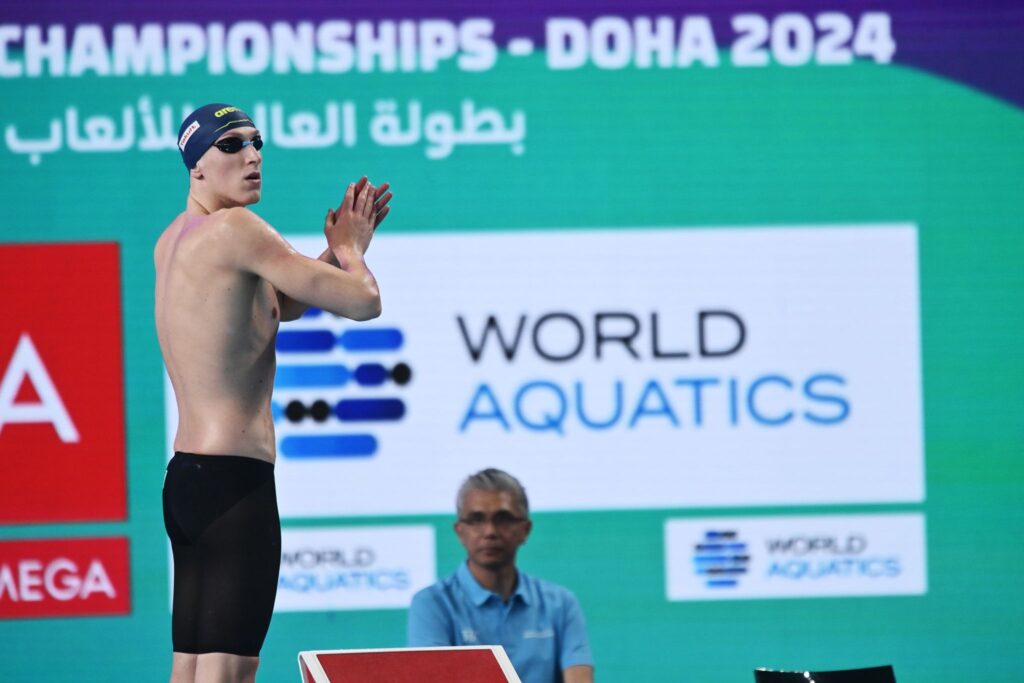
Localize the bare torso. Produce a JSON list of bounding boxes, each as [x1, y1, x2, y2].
[[155, 210, 281, 463]]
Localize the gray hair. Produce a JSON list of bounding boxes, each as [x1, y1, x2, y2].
[[456, 468, 530, 518]]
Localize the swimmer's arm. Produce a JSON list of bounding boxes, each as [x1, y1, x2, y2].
[[276, 247, 339, 321], [276, 178, 391, 321], [224, 207, 382, 321]]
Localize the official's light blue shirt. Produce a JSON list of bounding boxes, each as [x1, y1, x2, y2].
[[407, 562, 593, 683]]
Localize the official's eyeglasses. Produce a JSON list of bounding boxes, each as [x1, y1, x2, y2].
[[213, 135, 263, 154], [458, 511, 527, 530]]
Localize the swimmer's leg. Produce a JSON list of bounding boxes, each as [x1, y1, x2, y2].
[[169, 652, 196, 683], [193, 475, 280, 657], [170, 650, 259, 683], [194, 653, 259, 683], [163, 454, 279, 681]]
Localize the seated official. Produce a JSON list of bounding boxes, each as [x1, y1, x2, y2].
[[407, 469, 594, 683]]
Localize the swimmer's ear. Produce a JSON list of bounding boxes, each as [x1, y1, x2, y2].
[[189, 165, 204, 180]]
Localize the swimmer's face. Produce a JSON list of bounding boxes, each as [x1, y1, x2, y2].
[[192, 126, 263, 208]]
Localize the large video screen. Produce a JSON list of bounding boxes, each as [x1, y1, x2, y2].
[[1, 2, 1022, 681]]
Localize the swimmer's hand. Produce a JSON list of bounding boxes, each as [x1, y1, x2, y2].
[[358, 176, 389, 229], [324, 179, 374, 255], [324, 177, 392, 253], [338, 176, 392, 226]]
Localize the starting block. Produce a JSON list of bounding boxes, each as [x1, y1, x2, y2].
[[298, 646, 522, 683]]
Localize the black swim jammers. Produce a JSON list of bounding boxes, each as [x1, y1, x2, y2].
[[163, 452, 281, 657]]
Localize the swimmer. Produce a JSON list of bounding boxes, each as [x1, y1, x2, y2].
[[155, 103, 391, 683]]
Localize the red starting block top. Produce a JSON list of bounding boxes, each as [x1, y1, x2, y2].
[[298, 645, 522, 683]]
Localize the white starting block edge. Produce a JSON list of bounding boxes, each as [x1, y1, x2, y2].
[[298, 645, 523, 683]]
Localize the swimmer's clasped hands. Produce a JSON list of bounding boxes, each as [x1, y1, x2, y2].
[[324, 176, 393, 255]]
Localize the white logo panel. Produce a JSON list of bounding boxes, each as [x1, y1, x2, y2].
[[275, 525, 435, 612], [165, 225, 924, 515], [665, 513, 927, 601]]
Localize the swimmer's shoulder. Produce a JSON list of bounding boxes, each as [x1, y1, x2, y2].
[[154, 212, 186, 270], [155, 208, 283, 276], [164, 207, 268, 250], [214, 207, 290, 256], [200, 208, 289, 273], [216, 206, 270, 233], [193, 207, 278, 251]]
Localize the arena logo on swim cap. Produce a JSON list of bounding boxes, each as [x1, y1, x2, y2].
[[177, 121, 200, 152], [214, 107, 239, 117]]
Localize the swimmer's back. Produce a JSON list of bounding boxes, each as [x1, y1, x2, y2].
[[154, 208, 280, 463]]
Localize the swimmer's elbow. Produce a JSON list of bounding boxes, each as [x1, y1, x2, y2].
[[325, 283, 380, 321], [350, 289, 382, 321], [351, 306, 382, 322], [339, 302, 380, 321]]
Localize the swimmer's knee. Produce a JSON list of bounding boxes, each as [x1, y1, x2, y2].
[[194, 652, 259, 683], [170, 652, 197, 683]]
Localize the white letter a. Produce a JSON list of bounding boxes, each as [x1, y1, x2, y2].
[[0, 334, 80, 442]]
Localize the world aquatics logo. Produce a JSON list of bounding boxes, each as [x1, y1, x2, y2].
[[693, 529, 750, 589], [271, 308, 411, 459]]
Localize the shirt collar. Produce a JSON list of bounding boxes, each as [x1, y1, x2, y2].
[[457, 561, 531, 606]]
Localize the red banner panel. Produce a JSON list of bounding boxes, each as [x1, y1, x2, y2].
[[0, 243, 126, 523], [0, 537, 131, 619]]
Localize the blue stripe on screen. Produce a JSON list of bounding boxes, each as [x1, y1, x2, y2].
[[695, 567, 748, 575], [338, 328, 404, 351], [335, 398, 405, 421], [694, 556, 747, 564], [280, 434, 378, 458], [275, 364, 350, 388], [276, 330, 335, 352], [353, 363, 388, 386], [696, 543, 747, 552]]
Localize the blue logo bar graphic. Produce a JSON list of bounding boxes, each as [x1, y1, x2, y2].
[[273, 321, 408, 459], [280, 434, 378, 458], [276, 328, 405, 353], [353, 363, 388, 386], [694, 530, 750, 589], [695, 543, 748, 552], [276, 364, 351, 388], [277, 330, 335, 352], [338, 328, 404, 351], [335, 398, 406, 421]]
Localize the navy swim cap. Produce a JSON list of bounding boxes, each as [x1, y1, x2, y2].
[[177, 103, 256, 169]]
